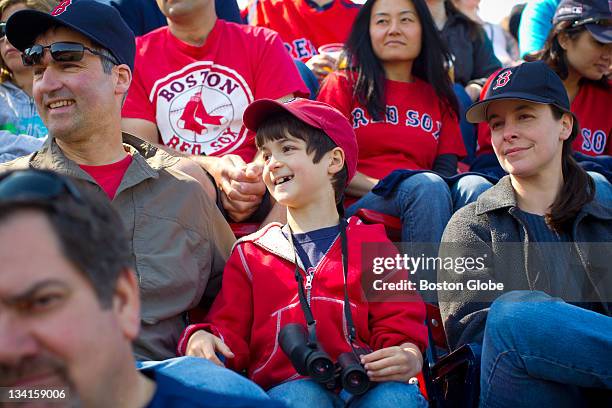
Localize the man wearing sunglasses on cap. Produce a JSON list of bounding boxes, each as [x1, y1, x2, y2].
[[0, 169, 283, 407], [0, 0, 273, 399]]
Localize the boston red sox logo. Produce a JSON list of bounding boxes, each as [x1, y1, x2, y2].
[[492, 70, 512, 90], [151, 61, 253, 156], [177, 93, 228, 135], [51, 0, 72, 15]]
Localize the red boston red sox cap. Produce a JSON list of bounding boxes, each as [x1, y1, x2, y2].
[[243, 98, 358, 184]]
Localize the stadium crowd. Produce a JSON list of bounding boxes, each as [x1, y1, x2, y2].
[[0, 0, 610, 407]]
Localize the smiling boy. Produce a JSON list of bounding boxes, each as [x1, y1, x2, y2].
[[177, 98, 427, 407]]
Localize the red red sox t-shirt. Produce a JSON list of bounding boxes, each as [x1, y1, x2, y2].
[[250, 0, 361, 62], [123, 19, 308, 163], [477, 80, 612, 157], [318, 71, 466, 180]]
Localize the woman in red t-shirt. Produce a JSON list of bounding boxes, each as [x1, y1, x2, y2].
[[318, 0, 491, 249]]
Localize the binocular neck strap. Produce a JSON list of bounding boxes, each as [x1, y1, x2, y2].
[[339, 219, 358, 344], [287, 219, 359, 347]]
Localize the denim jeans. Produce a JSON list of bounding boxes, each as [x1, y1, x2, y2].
[[266, 378, 427, 408], [136, 356, 272, 401], [346, 173, 492, 244], [480, 291, 612, 408]]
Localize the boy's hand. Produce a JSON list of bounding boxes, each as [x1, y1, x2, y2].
[[186, 330, 235, 367], [360, 343, 423, 383]]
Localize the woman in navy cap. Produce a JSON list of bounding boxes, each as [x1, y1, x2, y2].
[[475, 0, 612, 198], [439, 61, 612, 407]]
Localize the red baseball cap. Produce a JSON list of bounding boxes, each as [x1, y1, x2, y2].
[[243, 98, 358, 184]]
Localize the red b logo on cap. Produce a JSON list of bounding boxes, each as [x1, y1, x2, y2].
[[492, 70, 512, 90], [51, 0, 72, 16]]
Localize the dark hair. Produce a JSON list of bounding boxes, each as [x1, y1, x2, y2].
[[546, 105, 595, 233], [255, 112, 348, 205], [0, 177, 132, 308], [529, 20, 610, 88], [508, 3, 526, 42], [343, 0, 459, 121]]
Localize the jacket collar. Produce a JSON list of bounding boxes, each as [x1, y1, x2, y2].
[[236, 222, 305, 270], [476, 175, 612, 221], [27, 133, 180, 193], [237, 218, 358, 270]]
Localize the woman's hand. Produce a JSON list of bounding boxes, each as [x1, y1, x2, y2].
[[360, 343, 423, 383], [186, 330, 235, 367], [345, 171, 379, 198]]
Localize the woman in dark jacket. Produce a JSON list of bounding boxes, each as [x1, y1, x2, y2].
[[438, 61, 612, 407]]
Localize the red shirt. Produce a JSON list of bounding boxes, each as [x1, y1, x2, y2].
[[123, 19, 308, 162], [477, 80, 612, 157], [79, 154, 133, 199], [318, 71, 466, 180], [250, 0, 361, 62]]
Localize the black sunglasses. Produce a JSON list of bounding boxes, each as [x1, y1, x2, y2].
[[21, 41, 119, 66], [0, 169, 83, 204], [0, 22, 6, 39]]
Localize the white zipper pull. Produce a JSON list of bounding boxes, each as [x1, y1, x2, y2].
[[305, 273, 313, 290]]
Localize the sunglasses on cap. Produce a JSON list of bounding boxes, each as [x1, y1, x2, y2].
[[21, 41, 119, 66], [572, 17, 612, 27], [0, 22, 6, 39], [0, 169, 83, 204]]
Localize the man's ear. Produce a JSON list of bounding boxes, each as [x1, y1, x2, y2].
[[114, 65, 132, 97], [112, 268, 140, 341], [328, 147, 345, 176]]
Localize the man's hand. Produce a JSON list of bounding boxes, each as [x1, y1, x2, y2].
[[306, 53, 337, 80], [186, 330, 235, 367], [360, 343, 423, 383], [210, 155, 267, 221]]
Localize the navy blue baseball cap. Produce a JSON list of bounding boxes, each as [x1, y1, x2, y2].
[[6, 0, 135, 70], [553, 0, 612, 43], [466, 61, 571, 123]]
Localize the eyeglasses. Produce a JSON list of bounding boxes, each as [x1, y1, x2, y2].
[[0, 22, 6, 39], [21, 41, 119, 66], [0, 169, 83, 204]]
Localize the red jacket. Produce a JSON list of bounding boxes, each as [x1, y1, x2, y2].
[[178, 217, 427, 390]]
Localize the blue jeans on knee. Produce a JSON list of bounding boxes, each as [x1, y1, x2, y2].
[[136, 356, 271, 400], [480, 290, 612, 408], [347, 381, 427, 408], [267, 379, 344, 408], [267, 378, 427, 408], [346, 172, 452, 244], [450, 174, 493, 210]]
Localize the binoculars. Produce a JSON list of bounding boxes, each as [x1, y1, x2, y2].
[[278, 323, 371, 396]]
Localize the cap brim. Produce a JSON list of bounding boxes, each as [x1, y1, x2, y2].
[[5, 9, 57, 51], [586, 23, 612, 44], [466, 92, 566, 123]]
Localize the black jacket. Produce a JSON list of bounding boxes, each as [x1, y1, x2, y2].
[[439, 3, 501, 86]]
